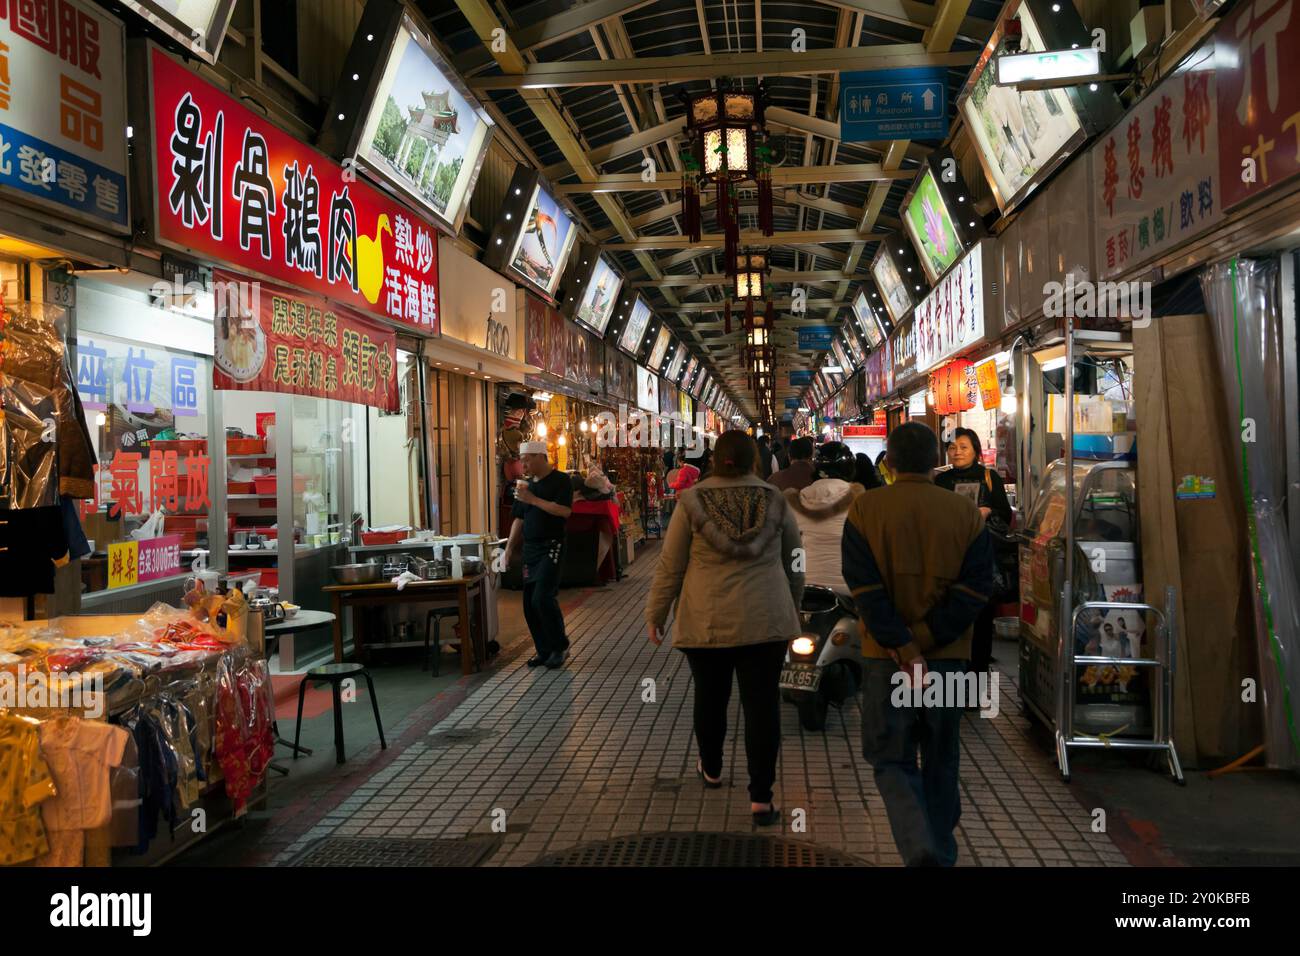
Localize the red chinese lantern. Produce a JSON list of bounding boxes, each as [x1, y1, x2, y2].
[[930, 359, 975, 415]]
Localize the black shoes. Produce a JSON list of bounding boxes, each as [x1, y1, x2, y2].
[[697, 759, 723, 789], [543, 648, 569, 669], [752, 805, 782, 827], [526, 654, 547, 667]]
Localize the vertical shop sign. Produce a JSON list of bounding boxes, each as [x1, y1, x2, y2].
[[149, 48, 440, 332], [524, 293, 546, 368], [890, 319, 917, 389], [1215, 0, 1300, 209], [545, 303, 566, 378], [212, 270, 398, 411], [1095, 45, 1221, 277], [976, 359, 1000, 410], [0, 0, 129, 231], [913, 244, 984, 375]]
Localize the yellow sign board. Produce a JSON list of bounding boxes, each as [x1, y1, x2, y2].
[[108, 540, 139, 589]]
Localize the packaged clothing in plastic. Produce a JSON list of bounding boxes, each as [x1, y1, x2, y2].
[[214, 653, 274, 816], [35, 716, 129, 867], [0, 714, 57, 865], [0, 375, 59, 510], [108, 733, 141, 850], [0, 300, 96, 501], [119, 704, 178, 851]]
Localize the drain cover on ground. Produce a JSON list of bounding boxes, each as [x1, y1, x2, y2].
[[286, 836, 501, 867], [530, 832, 867, 867], [426, 726, 499, 747]]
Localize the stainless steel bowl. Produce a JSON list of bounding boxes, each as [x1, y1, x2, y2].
[[331, 562, 381, 585]]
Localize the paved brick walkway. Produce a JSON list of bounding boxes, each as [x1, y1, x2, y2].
[[273, 545, 1130, 867]]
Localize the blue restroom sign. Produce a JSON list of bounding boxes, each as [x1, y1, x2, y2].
[[839, 67, 948, 142]]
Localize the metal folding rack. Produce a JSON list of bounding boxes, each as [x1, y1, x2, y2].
[[1053, 318, 1185, 784]]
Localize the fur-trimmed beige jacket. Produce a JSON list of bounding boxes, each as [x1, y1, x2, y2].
[[782, 479, 868, 595], [645, 473, 804, 648]]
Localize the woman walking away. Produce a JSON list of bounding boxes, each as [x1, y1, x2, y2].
[[645, 430, 804, 825], [935, 428, 1012, 674], [854, 452, 882, 491], [784, 442, 868, 594]]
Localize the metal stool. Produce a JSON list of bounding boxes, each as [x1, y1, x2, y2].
[[424, 607, 459, 675], [293, 662, 386, 764]]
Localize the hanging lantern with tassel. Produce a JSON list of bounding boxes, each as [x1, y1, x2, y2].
[[680, 83, 770, 261]]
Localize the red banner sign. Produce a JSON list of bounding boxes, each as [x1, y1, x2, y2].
[[212, 270, 399, 411], [149, 47, 440, 332], [843, 423, 886, 438], [1216, 4, 1300, 210], [976, 359, 1000, 410], [523, 294, 604, 392]]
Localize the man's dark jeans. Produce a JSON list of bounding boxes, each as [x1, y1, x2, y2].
[[522, 539, 567, 658], [861, 658, 966, 866]]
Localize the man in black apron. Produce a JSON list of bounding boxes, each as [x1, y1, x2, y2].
[[504, 441, 574, 669]]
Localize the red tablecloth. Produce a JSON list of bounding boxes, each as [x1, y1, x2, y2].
[[568, 499, 620, 581]]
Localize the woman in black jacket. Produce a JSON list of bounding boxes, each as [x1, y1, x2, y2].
[[936, 427, 1012, 675]]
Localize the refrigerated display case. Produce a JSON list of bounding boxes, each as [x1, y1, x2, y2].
[[1017, 459, 1152, 736]]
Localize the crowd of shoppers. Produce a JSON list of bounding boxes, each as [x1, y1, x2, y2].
[[644, 423, 998, 865]]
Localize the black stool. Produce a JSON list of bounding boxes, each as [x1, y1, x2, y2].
[[424, 607, 459, 675], [293, 662, 387, 764]]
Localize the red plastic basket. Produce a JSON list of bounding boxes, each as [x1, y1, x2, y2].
[[360, 530, 407, 546], [228, 437, 267, 455]]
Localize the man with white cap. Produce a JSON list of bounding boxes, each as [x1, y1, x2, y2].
[[505, 440, 574, 668]]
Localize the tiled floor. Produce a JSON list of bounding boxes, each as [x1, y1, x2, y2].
[[269, 546, 1129, 867]]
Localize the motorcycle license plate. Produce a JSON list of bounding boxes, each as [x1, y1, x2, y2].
[[780, 661, 822, 692]]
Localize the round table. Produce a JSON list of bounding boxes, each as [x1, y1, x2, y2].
[[262, 610, 338, 765], [265, 609, 337, 634], [264, 609, 336, 674]]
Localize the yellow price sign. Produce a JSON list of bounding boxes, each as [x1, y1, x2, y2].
[[107, 541, 140, 589]]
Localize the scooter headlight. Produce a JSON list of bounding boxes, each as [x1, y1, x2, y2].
[[791, 637, 817, 657]]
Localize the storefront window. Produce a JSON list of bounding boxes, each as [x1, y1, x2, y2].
[[74, 279, 216, 596], [354, 351, 425, 530], [290, 396, 351, 547]]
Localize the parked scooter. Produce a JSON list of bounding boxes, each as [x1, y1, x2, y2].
[[780, 585, 862, 731]]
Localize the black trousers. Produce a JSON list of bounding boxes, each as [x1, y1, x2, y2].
[[522, 540, 568, 658], [972, 604, 994, 674], [681, 641, 787, 803]]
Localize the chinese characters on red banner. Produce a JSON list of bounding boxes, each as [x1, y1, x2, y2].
[[152, 48, 440, 332], [212, 270, 399, 411], [1216, 0, 1300, 209]]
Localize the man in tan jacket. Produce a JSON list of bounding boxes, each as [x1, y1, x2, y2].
[[841, 422, 994, 866]]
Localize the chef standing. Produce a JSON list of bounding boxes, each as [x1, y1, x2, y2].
[[504, 441, 574, 669]]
